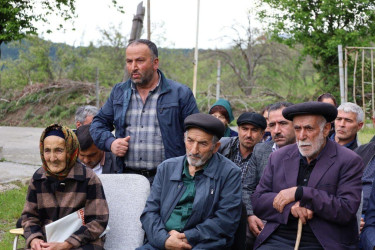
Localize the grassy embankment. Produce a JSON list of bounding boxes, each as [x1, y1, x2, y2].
[[0, 182, 27, 249]]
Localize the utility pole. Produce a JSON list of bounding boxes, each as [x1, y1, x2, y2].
[[338, 45, 345, 104], [147, 0, 151, 40], [192, 0, 200, 97]]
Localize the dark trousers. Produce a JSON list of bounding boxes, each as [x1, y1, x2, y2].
[[231, 202, 247, 250], [257, 233, 323, 250]]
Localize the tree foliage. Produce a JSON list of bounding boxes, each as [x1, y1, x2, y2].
[[0, 0, 124, 55], [257, 0, 375, 94], [0, 25, 318, 124], [202, 14, 319, 114], [0, 0, 75, 48]]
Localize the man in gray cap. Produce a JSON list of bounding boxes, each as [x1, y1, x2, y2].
[[252, 101, 363, 249], [139, 113, 242, 249], [218, 111, 267, 181]]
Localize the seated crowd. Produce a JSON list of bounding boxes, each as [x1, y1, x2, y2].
[[19, 38, 375, 250]]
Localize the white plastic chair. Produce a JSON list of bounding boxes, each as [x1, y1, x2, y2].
[[99, 174, 150, 250]]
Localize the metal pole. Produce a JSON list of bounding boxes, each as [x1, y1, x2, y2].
[[147, 0, 151, 40], [338, 45, 345, 104], [353, 51, 358, 103], [216, 60, 221, 101], [362, 49, 365, 112], [345, 48, 348, 102], [96, 67, 100, 108], [192, 0, 200, 97]]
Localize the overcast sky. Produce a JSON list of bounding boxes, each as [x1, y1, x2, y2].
[[35, 0, 262, 49]]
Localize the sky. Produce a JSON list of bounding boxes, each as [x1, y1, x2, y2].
[[35, 0, 263, 49]]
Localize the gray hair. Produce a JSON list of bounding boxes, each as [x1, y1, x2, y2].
[[317, 115, 327, 131], [337, 102, 364, 123], [75, 105, 99, 123]]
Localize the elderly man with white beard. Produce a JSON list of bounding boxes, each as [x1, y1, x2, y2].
[[251, 101, 364, 250], [138, 113, 242, 250]]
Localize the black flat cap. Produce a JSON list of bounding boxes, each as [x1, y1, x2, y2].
[[282, 101, 337, 122], [237, 112, 267, 130], [184, 113, 226, 139]]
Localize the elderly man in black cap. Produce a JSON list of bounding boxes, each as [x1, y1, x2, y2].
[[138, 113, 242, 249], [252, 101, 364, 250], [243, 102, 295, 248]]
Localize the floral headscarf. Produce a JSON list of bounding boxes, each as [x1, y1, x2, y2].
[[40, 124, 80, 179]]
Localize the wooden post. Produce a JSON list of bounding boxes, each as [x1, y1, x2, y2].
[[129, 2, 145, 43], [124, 2, 145, 82]]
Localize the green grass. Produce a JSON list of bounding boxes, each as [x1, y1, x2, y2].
[[358, 126, 375, 145], [0, 182, 27, 249]]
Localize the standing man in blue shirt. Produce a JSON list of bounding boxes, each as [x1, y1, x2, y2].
[[90, 39, 199, 182]]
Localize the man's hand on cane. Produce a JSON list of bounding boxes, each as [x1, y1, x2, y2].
[[291, 201, 314, 224], [273, 187, 297, 213]]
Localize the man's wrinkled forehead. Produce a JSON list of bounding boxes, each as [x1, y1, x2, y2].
[[186, 127, 214, 140], [292, 114, 325, 126]]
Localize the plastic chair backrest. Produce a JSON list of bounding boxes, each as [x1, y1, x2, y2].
[[99, 174, 150, 250]]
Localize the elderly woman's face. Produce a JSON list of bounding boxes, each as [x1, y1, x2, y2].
[[43, 135, 67, 174], [211, 111, 228, 127]]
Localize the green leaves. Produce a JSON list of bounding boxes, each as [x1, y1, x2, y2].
[[258, 0, 375, 93]]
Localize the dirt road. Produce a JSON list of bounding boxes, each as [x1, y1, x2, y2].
[[0, 126, 43, 184]]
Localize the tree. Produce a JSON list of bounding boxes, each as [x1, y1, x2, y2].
[[206, 14, 318, 108], [0, 0, 124, 58], [7, 37, 55, 86], [257, 0, 375, 94], [208, 16, 274, 97]]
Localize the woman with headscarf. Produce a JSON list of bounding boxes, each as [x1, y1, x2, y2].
[[209, 99, 238, 137], [21, 124, 109, 250]]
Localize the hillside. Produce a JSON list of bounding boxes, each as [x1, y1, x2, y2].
[[0, 80, 110, 128], [0, 36, 328, 128]]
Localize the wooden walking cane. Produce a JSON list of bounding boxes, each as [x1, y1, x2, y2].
[[294, 218, 303, 250]]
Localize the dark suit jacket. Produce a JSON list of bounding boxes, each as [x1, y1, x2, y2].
[[102, 152, 120, 174], [252, 139, 364, 250], [243, 141, 273, 215], [361, 181, 375, 249], [355, 141, 375, 213]]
